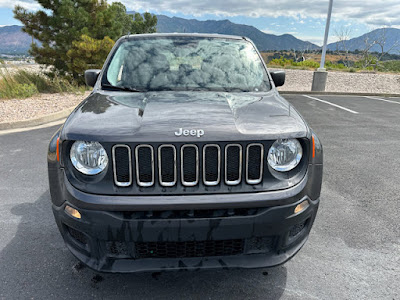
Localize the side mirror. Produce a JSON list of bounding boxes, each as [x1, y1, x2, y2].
[[270, 70, 285, 87], [84, 69, 101, 87]]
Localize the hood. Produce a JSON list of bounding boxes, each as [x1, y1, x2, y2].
[[62, 90, 308, 142]]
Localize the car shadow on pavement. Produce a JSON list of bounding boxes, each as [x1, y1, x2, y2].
[[0, 190, 287, 299]]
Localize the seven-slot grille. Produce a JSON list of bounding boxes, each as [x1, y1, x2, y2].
[[112, 143, 264, 187]]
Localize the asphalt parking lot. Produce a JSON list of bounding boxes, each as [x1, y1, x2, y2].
[[0, 94, 399, 299]]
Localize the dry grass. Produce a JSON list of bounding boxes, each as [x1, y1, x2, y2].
[[0, 67, 85, 99]]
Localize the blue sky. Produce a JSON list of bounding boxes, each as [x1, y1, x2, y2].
[[1, 0, 399, 46]]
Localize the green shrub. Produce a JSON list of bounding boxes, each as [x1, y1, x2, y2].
[[293, 60, 320, 68], [378, 61, 400, 73], [269, 57, 295, 67], [4, 83, 38, 98], [0, 68, 85, 99], [269, 56, 320, 69], [325, 61, 347, 70]]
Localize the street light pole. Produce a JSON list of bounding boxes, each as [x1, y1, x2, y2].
[[319, 0, 334, 71], [312, 0, 334, 91]]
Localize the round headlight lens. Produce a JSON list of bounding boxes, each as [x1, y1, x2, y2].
[[70, 141, 108, 175], [268, 139, 303, 172]]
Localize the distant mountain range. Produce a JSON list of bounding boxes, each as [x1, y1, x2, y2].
[[0, 14, 319, 55], [0, 25, 34, 55], [2, 15, 400, 55], [154, 15, 319, 51], [327, 28, 400, 54]]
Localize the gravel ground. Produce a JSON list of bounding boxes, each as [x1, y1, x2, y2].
[[0, 92, 90, 123], [0, 63, 43, 75], [275, 69, 400, 94]]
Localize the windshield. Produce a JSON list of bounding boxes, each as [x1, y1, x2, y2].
[[102, 36, 271, 92]]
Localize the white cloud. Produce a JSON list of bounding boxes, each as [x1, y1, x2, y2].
[[297, 35, 337, 46], [120, 0, 400, 27], [4, 0, 400, 28], [0, 0, 40, 10]]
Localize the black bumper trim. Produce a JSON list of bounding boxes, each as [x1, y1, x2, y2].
[[53, 196, 319, 273]]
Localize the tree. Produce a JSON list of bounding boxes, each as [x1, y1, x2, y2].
[[334, 26, 352, 67], [67, 35, 115, 78], [358, 28, 399, 70], [14, 1, 157, 80], [370, 28, 400, 70], [131, 12, 158, 34]]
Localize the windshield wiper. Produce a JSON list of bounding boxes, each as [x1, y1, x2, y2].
[[101, 84, 142, 92]]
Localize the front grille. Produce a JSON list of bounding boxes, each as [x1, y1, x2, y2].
[[225, 144, 242, 185], [158, 145, 176, 186], [135, 145, 154, 186], [113, 142, 265, 188], [181, 145, 199, 186], [135, 239, 244, 258], [112, 207, 267, 220], [112, 145, 132, 187], [203, 144, 221, 185], [246, 144, 264, 184]]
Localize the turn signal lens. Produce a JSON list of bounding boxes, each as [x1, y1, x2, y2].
[[294, 200, 309, 214], [56, 137, 60, 161], [65, 205, 81, 219], [312, 136, 315, 158]]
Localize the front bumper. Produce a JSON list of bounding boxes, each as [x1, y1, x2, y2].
[[53, 196, 319, 273], [51, 163, 322, 273]]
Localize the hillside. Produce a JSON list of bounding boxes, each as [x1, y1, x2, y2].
[[155, 15, 319, 51], [327, 28, 400, 54], [4, 18, 400, 56], [0, 25, 34, 54]]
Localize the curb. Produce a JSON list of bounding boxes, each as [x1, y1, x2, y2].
[[0, 106, 75, 131], [280, 91, 400, 97]]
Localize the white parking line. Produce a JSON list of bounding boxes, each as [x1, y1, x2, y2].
[[364, 96, 400, 105], [302, 95, 359, 114]]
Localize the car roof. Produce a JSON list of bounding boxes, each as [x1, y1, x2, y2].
[[124, 32, 246, 41]]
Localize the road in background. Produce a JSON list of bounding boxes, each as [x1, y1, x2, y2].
[[0, 95, 399, 299]]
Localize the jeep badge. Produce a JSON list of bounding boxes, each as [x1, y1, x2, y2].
[[175, 128, 205, 138]]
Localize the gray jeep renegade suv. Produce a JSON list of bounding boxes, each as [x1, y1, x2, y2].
[[48, 33, 323, 273]]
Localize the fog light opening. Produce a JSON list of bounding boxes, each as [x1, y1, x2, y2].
[[294, 200, 309, 215], [65, 205, 82, 219]]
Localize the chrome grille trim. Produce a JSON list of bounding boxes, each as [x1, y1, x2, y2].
[[203, 144, 221, 186], [135, 145, 155, 187], [112, 144, 132, 187], [181, 144, 199, 187], [225, 144, 242, 185], [158, 144, 177, 187], [114, 142, 265, 189], [246, 143, 264, 185]]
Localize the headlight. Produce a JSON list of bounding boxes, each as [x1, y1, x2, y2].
[[267, 139, 303, 172], [70, 141, 108, 175]]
